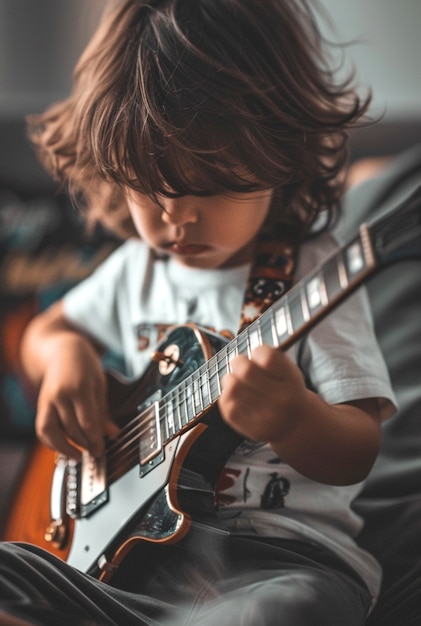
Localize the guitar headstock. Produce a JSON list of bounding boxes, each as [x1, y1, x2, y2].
[[368, 185, 421, 266]]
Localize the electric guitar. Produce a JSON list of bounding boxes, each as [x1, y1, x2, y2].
[[4, 186, 421, 582]]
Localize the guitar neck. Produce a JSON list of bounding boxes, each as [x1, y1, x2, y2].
[[151, 224, 377, 454]]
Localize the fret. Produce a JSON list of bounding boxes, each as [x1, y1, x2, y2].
[[287, 291, 305, 332], [323, 254, 343, 302], [300, 286, 310, 322], [178, 383, 189, 427], [225, 340, 239, 373], [216, 346, 229, 379], [199, 369, 211, 409], [236, 332, 249, 357], [166, 394, 176, 438], [337, 253, 348, 290], [274, 303, 292, 343], [260, 309, 278, 348], [345, 238, 366, 277], [248, 322, 262, 353], [191, 371, 203, 416], [173, 386, 184, 431], [207, 355, 220, 402], [305, 273, 326, 314], [185, 381, 195, 423]]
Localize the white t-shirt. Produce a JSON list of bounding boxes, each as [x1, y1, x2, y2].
[[63, 231, 396, 606]]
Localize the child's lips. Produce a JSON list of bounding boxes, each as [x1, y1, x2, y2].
[[166, 242, 211, 256]]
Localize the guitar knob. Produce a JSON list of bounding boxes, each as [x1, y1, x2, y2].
[[151, 347, 183, 370], [45, 519, 67, 549]]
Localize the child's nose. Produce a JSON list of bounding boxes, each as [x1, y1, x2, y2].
[[159, 197, 199, 226]]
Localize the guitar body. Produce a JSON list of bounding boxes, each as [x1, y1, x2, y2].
[[3, 442, 73, 560], [4, 324, 242, 581]]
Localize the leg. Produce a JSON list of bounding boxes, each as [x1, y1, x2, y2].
[[0, 542, 175, 626], [157, 536, 372, 626]]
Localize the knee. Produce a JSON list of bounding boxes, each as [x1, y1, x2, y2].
[[237, 570, 363, 626], [240, 572, 320, 625]]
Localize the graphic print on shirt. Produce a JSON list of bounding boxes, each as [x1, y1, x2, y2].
[[260, 473, 290, 509], [215, 441, 291, 511], [215, 467, 242, 507]]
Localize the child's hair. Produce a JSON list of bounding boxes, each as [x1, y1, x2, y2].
[[28, 0, 370, 228]]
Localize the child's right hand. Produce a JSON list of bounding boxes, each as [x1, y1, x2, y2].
[[35, 335, 119, 460], [20, 301, 119, 460]]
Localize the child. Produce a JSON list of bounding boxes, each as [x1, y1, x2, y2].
[[0, 1, 396, 624]]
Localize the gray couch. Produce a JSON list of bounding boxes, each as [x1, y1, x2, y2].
[[338, 144, 421, 625]]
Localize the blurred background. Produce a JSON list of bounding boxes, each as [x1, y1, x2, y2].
[[0, 0, 104, 193], [0, 0, 420, 533], [1, 0, 420, 194]]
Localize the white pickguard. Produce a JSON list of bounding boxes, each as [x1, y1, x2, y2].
[[66, 436, 182, 573]]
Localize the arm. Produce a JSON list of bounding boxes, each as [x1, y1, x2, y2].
[[219, 345, 382, 486], [20, 300, 119, 460]]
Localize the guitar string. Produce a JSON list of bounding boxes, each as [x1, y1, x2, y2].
[[103, 344, 238, 481], [93, 306, 287, 482], [105, 305, 278, 455], [101, 318, 279, 483], [104, 364, 224, 481], [105, 294, 305, 466]]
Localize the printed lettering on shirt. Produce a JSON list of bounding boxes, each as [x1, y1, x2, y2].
[[136, 323, 173, 351]]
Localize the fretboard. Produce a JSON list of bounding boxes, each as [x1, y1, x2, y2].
[[139, 225, 377, 466]]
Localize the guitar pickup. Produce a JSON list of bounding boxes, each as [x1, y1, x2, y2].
[[78, 451, 108, 518], [139, 401, 162, 474]]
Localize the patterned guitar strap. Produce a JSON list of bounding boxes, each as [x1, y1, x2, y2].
[[238, 221, 302, 334]]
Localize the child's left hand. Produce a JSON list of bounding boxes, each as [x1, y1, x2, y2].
[[219, 345, 309, 445], [219, 344, 382, 486]]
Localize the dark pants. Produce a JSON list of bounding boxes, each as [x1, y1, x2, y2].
[[0, 531, 371, 626]]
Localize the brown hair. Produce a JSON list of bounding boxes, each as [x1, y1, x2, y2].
[[28, 0, 370, 228]]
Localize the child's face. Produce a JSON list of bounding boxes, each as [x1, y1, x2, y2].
[[125, 188, 273, 269]]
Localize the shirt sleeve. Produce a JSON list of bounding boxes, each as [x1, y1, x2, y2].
[[293, 233, 398, 421], [62, 240, 142, 354]]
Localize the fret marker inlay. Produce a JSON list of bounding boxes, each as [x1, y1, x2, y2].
[[346, 242, 364, 275], [306, 276, 322, 310]]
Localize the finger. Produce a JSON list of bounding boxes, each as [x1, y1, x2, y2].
[[36, 404, 84, 460], [73, 397, 110, 458], [227, 352, 283, 395], [73, 386, 120, 457], [220, 370, 262, 423], [250, 344, 287, 374]]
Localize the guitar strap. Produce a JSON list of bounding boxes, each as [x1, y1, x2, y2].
[[238, 221, 302, 333]]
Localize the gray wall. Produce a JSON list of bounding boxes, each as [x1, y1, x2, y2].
[[1, 0, 420, 120], [0, 0, 104, 117], [320, 0, 421, 121], [0, 0, 420, 190]]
